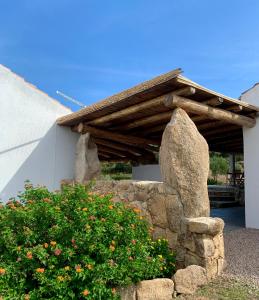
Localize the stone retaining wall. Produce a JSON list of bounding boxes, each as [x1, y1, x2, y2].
[[91, 180, 225, 279]]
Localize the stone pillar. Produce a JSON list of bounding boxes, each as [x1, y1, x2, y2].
[[74, 133, 100, 183], [159, 108, 210, 218]]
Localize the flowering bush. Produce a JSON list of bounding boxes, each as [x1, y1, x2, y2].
[[0, 183, 175, 299]]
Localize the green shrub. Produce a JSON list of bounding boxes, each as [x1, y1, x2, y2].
[[210, 153, 229, 180], [0, 183, 175, 299], [207, 178, 223, 185]]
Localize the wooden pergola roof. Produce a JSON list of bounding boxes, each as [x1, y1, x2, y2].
[[57, 69, 259, 162]]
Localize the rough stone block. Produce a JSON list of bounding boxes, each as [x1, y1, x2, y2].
[[165, 195, 183, 232], [173, 265, 208, 294], [195, 238, 215, 258], [136, 278, 174, 300], [148, 195, 168, 228], [118, 285, 136, 300], [186, 217, 224, 235], [159, 108, 210, 217]]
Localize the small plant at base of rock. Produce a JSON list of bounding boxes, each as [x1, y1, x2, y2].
[[0, 183, 176, 299]]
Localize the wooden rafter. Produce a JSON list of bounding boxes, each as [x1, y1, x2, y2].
[[203, 97, 223, 106], [74, 123, 160, 148], [92, 137, 143, 156], [88, 86, 195, 126], [164, 95, 256, 128]]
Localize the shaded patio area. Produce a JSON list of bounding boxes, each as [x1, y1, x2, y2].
[[211, 207, 245, 231]]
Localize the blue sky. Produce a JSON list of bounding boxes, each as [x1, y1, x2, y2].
[[1, 0, 259, 111]]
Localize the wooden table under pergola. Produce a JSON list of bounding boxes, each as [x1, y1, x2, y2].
[[57, 68, 259, 164]]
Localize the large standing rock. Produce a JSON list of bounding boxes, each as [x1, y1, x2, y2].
[[74, 133, 100, 183], [173, 265, 208, 294], [159, 108, 210, 217], [136, 279, 174, 300]]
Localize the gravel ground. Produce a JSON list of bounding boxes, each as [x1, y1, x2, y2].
[[224, 228, 259, 287]]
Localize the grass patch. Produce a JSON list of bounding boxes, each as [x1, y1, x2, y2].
[[178, 276, 259, 300]]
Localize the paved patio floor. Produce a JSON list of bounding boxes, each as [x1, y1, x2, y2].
[[211, 207, 245, 231]]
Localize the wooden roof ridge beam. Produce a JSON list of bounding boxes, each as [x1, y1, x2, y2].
[[88, 86, 196, 126], [92, 137, 143, 156], [74, 123, 160, 148], [164, 95, 256, 128]]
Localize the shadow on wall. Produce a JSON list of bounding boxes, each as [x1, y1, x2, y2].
[[0, 125, 78, 201]]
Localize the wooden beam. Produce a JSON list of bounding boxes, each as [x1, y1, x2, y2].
[[88, 86, 196, 126], [209, 138, 242, 146], [116, 111, 173, 131], [74, 123, 160, 148], [197, 120, 227, 131], [98, 152, 111, 159], [137, 115, 209, 136], [207, 131, 241, 141], [112, 111, 209, 132], [92, 137, 143, 156], [97, 145, 128, 158], [226, 105, 243, 112], [203, 97, 223, 106], [203, 126, 242, 139], [100, 157, 131, 163], [164, 95, 256, 128]]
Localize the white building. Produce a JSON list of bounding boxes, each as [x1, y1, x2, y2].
[[0, 65, 78, 201]]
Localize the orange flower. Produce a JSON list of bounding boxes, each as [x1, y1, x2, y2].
[[131, 240, 136, 245], [43, 243, 49, 248], [75, 265, 83, 273], [36, 268, 45, 273], [82, 207, 88, 211], [26, 252, 33, 259], [133, 208, 141, 213], [0, 268, 6, 275], [50, 241, 57, 247], [82, 289, 90, 296], [43, 198, 51, 203], [108, 205, 113, 210], [109, 245, 115, 252], [54, 249, 62, 256]]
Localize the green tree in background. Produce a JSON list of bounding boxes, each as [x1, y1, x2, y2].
[[210, 153, 229, 181]]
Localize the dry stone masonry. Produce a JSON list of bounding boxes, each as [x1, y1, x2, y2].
[[91, 180, 225, 279]]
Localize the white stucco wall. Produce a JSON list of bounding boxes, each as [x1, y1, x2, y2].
[[132, 164, 162, 181], [0, 65, 79, 201], [241, 83, 259, 229]]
